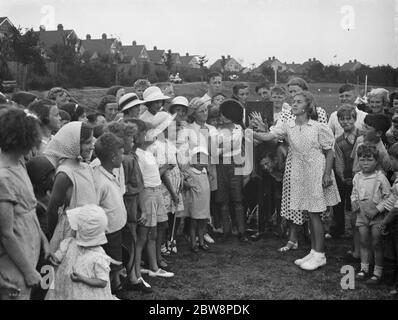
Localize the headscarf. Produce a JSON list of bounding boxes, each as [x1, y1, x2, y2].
[[47, 87, 72, 101], [43, 121, 82, 168]]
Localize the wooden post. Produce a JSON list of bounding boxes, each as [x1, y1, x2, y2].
[[274, 67, 277, 85], [364, 74, 368, 95]]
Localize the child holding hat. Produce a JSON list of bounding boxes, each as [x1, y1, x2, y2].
[[46, 204, 117, 300], [216, 99, 248, 242]]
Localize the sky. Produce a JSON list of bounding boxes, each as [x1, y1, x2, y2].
[[1, 0, 397, 68]]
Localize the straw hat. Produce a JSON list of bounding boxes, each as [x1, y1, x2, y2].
[[66, 204, 108, 247], [143, 86, 170, 104], [119, 93, 145, 113]]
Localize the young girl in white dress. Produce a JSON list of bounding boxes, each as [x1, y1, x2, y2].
[[252, 91, 340, 271], [46, 204, 117, 300]]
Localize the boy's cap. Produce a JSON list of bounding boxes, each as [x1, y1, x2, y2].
[[66, 204, 108, 247]]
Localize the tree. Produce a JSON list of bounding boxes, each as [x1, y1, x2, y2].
[[261, 66, 274, 83], [197, 55, 208, 81], [142, 60, 151, 77], [306, 61, 325, 82], [8, 27, 45, 89]]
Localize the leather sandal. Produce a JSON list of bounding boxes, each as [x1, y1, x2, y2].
[[278, 240, 298, 252]]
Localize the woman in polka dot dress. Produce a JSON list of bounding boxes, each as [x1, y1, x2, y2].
[[252, 92, 340, 271]]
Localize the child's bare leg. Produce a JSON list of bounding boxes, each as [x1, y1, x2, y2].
[[190, 219, 198, 249], [127, 222, 139, 283], [358, 226, 370, 272], [198, 220, 206, 247], [371, 225, 384, 277], [288, 221, 298, 243], [146, 227, 159, 271], [135, 225, 149, 278], [351, 212, 360, 258], [156, 222, 165, 264]]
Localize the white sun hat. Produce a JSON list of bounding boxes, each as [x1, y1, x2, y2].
[[119, 93, 145, 113], [165, 96, 189, 112], [66, 204, 108, 247], [143, 86, 170, 104]]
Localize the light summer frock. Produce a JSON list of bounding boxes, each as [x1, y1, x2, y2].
[[271, 119, 340, 222], [276, 106, 332, 225], [45, 237, 116, 300]]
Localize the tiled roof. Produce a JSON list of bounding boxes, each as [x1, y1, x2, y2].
[[147, 49, 165, 64], [80, 38, 116, 56]]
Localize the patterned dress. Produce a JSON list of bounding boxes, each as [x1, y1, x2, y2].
[[272, 120, 340, 221], [46, 238, 116, 300], [276, 106, 337, 225]]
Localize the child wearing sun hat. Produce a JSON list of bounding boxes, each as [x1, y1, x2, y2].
[[46, 204, 118, 300]]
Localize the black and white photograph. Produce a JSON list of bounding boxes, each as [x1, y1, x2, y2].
[[0, 0, 398, 305]]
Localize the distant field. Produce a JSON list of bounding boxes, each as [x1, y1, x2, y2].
[[32, 81, 392, 116]]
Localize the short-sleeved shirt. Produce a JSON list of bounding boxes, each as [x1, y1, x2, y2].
[[94, 166, 127, 233], [136, 148, 162, 188]]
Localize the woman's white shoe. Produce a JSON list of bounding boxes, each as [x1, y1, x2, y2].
[[300, 252, 326, 271], [294, 250, 314, 266]]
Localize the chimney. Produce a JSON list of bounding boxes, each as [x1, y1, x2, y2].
[[102, 33, 107, 39], [268, 57, 271, 60], [132, 40, 137, 46], [39, 25, 46, 31], [354, 59, 357, 63], [272, 56, 275, 60], [227, 55, 231, 59], [86, 34, 91, 40], [308, 58, 311, 62], [292, 61, 295, 64], [186, 53, 189, 56], [349, 59, 352, 63], [153, 46, 157, 50], [57, 24, 63, 31]]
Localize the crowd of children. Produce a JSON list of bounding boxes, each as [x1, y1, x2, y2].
[[1, 74, 398, 299]]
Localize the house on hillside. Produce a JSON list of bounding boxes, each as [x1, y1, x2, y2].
[[285, 61, 305, 74], [35, 24, 79, 57], [180, 53, 200, 69], [255, 57, 287, 73], [0, 17, 15, 38], [170, 52, 182, 66], [147, 46, 167, 65], [301, 58, 322, 73], [340, 59, 362, 72], [121, 41, 150, 65], [79, 33, 118, 61], [210, 55, 243, 73]]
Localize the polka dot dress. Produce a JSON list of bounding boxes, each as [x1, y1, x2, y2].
[[279, 106, 336, 225]]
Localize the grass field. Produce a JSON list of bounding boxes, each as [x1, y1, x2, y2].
[[31, 81, 348, 116], [119, 230, 396, 300], [36, 82, 397, 300]]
